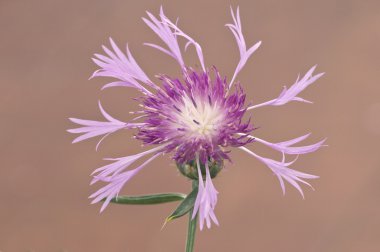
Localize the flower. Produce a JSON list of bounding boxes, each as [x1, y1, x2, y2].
[[68, 6, 325, 230]]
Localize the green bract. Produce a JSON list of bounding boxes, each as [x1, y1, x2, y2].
[[176, 159, 223, 180]]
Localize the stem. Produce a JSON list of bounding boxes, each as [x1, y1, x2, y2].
[[110, 193, 186, 205], [185, 181, 198, 252]]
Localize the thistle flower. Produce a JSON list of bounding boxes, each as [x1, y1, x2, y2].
[[68, 6, 325, 230]]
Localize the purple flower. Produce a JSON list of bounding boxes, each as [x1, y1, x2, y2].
[[69, 6, 326, 230]]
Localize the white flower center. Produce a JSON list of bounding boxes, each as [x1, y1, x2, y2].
[[174, 95, 225, 138]]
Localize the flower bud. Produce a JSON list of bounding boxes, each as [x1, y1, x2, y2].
[[176, 158, 223, 180]]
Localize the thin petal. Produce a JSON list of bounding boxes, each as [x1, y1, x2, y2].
[[192, 156, 219, 230], [67, 103, 130, 146], [143, 9, 185, 69], [90, 153, 161, 212], [98, 101, 121, 123], [227, 6, 261, 88], [247, 66, 324, 110], [239, 147, 318, 198], [160, 10, 206, 72], [91, 38, 157, 93], [250, 134, 327, 155]]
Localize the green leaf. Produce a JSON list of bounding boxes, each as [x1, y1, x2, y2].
[[109, 193, 186, 205], [165, 183, 198, 224]]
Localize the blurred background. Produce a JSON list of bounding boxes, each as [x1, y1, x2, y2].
[[1, 0, 379, 251]]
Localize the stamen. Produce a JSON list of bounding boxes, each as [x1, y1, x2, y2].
[[193, 120, 200, 125], [190, 96, 197, 108], [173, 104, 182, 112]]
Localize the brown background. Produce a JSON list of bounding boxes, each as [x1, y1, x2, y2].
[[1, 0, 379, 251]]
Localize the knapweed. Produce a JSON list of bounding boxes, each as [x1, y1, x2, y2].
[[68, 7, 325, 230]]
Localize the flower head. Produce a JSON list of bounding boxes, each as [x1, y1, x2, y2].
[[69, 6, 326, 230], [136, 68, 253, 165]]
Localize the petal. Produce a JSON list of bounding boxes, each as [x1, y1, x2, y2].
[[98, 101, 121, 123], [143, 9, 185, 69], [251, 134, 327, 155], [227, 6, 262, 88], [91, 38, 157, 92], [247, 66, 324, 110], [276, 133, 311, 146], [90, 153, 161, 212], [68, 103, 127, 146], [91, 145, 165, 178], [160, 9, 206, 72], [72, 127, 122, 144], [272, 66, 324, 106], [239, 147, 318, 197], [192, 157, 219, 230]]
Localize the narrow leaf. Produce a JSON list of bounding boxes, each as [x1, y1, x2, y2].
[[109, 193, 186, 205], [165, 185, 198, 224]]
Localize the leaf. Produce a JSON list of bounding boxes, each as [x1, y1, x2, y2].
[[109, 193, 186, 205], [164, 184, 198, 224]]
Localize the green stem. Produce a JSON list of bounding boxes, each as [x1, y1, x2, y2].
[[185, 181, 198, 252], [110, 193, 186, 205]]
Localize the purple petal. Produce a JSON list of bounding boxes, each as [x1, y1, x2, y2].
[[67, 102, 130, 147], [160, 9, 206, 72], [90, 153, 161, 212], [272, 66, 324, 106], [239, 147, 318, 198], [101, 81, 136, 90], [192, 158, 219, 230], [247, 66, 324, 110], [227, 6, 262, 88], [91, 38, 157, 92], [252, 134, 327, 155], [276, 133, 311, 146], [143, 9, 185, 69]]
